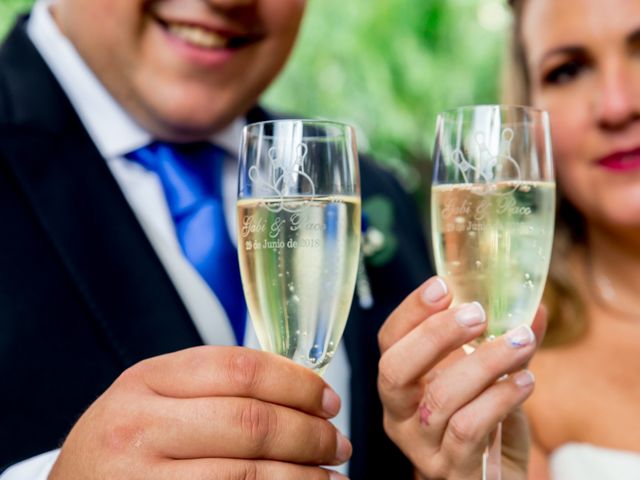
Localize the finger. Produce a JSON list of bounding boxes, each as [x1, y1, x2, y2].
[[152, 458, 348, 480], [147, 396, 351, 465], [129, 346, 340, 419], [440, 370, 535, 478], [419, 324, 537, 446], [378, 276, 452, 353], [378, 302, 487, 418]]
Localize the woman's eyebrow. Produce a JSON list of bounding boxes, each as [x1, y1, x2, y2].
[[539, 45, 585, 67], [537, 26, 640, 67]]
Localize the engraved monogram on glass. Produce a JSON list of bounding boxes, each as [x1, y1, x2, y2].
[[451, 127, 522, 196], [247, 143, 315, 213]]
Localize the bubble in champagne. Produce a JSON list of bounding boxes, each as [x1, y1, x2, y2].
[[309, 344, 322, 363]]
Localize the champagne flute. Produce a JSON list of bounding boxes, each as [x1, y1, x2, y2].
[[237, 119, 361, 375], [430, 105, 555, 479]]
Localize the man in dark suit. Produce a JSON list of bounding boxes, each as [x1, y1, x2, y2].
[[0, 0, 433, 478], [1, 0, 547, 478]]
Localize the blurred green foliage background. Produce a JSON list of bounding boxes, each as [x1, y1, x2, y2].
[[0, 0, 33, 32], [1, 0, 510, 196]]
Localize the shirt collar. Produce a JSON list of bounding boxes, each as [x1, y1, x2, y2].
[[26, 0, 244, 160]]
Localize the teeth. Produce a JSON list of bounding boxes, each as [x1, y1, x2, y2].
[[168, 23, 228, 49]]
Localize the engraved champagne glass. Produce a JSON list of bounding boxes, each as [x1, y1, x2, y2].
[[237, 119, 361, 375], [430, 105, 555, 479]]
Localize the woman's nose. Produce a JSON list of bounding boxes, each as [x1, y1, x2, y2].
[[596, 59, 640, 130]]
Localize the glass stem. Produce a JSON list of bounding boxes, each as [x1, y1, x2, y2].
[[483, 421, 502, 480]]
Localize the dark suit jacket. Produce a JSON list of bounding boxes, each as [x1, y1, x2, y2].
[[0, 19, 433, 477]]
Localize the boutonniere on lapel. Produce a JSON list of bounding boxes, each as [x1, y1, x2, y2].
[[356, 195, 399, 309]]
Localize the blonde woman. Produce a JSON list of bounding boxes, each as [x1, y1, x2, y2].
[[376, 1, 640, 478], [506, 0, 640, 478]]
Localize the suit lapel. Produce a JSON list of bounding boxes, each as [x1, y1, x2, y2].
[[0, 21, 202, 367]]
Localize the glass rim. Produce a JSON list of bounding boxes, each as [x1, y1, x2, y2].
[[437, 104, 549, 119], [243, 118, 356, 137]]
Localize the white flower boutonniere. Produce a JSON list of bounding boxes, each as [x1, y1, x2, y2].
[[356, 219, 384, 310], [356, 195, 397, 310]]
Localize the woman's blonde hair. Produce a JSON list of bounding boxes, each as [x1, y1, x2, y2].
[[505, 0, 587, 346]]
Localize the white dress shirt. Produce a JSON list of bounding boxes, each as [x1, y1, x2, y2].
[[1, 0, 350, 477]]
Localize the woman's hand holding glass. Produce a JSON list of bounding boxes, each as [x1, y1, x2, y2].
[[378, 105, 554, 479], [377, 276, 547, 480]]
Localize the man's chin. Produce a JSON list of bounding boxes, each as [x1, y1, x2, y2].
[[139, 105, 244, 142]]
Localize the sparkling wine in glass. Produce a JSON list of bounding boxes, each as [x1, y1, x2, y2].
[[430, 105, 555, 479], [237, 120, 361, 375]]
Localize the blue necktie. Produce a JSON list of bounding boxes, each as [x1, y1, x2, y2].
[[126, 141, 246, 345]]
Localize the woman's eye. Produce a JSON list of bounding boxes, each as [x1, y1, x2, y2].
[[543, 60, 586, 85]]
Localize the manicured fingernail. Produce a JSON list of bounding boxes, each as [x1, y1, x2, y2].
[[335, 431, 352, 464], [513, 370, 535, 388], [506, 325, 535, 348], [322, 388, 341, 417], [422, 277, 448, 304], [455, 302, 486, 327], [329, 471, 350, 480]]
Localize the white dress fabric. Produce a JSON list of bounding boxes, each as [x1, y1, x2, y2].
[[550, 443, 640, 480]]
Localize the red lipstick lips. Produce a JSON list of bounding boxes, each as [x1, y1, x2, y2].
[[598, 148, 640, 171]]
